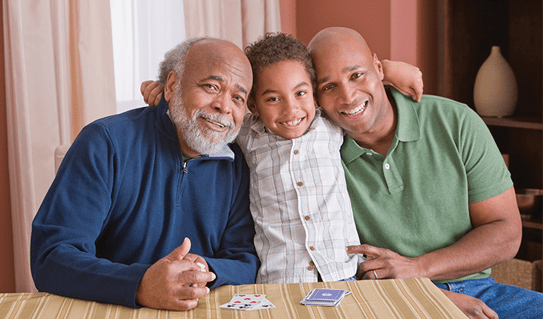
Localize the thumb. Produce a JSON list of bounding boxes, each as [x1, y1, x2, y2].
[[167, 237, 191, 261]]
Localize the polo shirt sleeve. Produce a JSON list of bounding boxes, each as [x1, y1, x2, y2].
[[460, 108, 513, 203]]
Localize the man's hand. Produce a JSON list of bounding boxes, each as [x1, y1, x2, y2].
[[181, 251, 211, 288], [381, 59, 423, 102], [140, 80, 163, 107], [347, 244, 425, 280], [440, 289, 498, 319], [136, 238, 216, 311]]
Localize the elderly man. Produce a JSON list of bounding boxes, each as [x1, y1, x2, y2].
[[308, 27, 543, 319], [31, 38, 259, 311]]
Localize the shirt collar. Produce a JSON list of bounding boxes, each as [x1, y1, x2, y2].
[[341, 87, 420, 164]]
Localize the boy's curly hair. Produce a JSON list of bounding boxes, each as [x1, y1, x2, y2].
[[244, 32, 316, 98]]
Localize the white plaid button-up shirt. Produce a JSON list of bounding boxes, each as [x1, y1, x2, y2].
[[236, 109, 361, 284]]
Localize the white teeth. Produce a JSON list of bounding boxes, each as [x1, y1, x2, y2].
[[343, 101, 367, 115], [281, 118, 303, 126], [207, 119, 225, 128]]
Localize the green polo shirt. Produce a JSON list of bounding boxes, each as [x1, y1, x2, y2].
[[341, 88, 512, 282]]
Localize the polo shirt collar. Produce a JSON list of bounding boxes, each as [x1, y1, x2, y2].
[[390, 87, 420, 143], [341, 87, 420, 164]]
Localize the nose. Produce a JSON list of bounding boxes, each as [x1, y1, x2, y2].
[[283, 96, 300, 115], [337, 83, 355, 105], [210, 94, 233, 114]]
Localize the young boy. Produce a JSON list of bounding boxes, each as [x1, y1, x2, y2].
[[237, 33, 360, 283], [140, 34, 422, 284]]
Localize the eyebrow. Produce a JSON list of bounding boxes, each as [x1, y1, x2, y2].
[[204, 75, 248, 95], [261, 81, 309, 96], [317, 65, 362, 85]]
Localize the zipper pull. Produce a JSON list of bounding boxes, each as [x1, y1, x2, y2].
[[182, 161, 188, 173]]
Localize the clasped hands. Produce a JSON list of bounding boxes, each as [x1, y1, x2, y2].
[[136, 238, 216, 311]]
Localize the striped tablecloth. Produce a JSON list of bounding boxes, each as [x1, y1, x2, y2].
[[0, 278, 467, 318]]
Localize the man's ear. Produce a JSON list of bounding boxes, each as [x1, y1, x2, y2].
[[164, 71, 178, 103], [373, 53, 384, 81], [247, 97, 259, 115]]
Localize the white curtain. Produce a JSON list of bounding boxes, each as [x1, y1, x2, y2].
[[3, 0, 116, 292], [110, 0, 186, 113], [184, 0, 282, 49]]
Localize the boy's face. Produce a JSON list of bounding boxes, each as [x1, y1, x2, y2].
[[248, 60, 317, 139]]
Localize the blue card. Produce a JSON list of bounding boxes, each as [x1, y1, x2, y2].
[[301, 288, 351, 307], [306, 289, 345, 302]]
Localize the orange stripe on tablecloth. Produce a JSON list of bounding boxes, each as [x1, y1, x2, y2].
[[344, 281, 375, 319], [370, 279, 406, 318], [414, 278, 467, 318], [393, 278, 432, 318]]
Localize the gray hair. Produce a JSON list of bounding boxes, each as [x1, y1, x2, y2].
[[158, 37, 210, 87]]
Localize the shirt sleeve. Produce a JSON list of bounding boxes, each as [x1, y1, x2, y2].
[[460, 108, 513, 203], [31, 123, 149, 308]]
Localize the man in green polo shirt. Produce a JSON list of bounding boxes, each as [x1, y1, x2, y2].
[[308, 27, 543, 319]]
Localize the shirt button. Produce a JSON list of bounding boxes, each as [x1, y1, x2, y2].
[[309, 246, 316, 251], [294, 149, 300, 155], [384, 163, 390, 169], [308, 261, 315, 270], [297, 181, 304, 187], [367, 152, 372, 156], [304, 215, 311, 221]]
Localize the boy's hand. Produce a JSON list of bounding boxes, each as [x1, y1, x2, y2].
[[381, 59, 423, 102], [141, 80, 163, 107]]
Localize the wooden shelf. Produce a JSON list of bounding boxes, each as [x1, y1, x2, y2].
[[522, 219, 543, 231], [481, 116, 543, 130]]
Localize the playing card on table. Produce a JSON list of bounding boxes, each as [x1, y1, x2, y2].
[[220, 294, 275, 311], [301, 288, 351, 307]]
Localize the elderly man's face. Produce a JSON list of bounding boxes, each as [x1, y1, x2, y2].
[[309, 30, 390, 142], [166, 40, 252, 156]]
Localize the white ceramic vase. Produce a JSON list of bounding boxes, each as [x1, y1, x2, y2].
[[473, 46, 518, 117]]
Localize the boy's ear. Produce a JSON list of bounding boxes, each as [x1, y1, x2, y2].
[[247, 97, 259, 115]]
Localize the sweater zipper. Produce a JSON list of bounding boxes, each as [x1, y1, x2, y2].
[[182, 155, 206, 173]]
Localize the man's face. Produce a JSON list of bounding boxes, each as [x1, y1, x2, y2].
[[166, 40, 252, 156], [310, 35, 390, 142], [249, 60, 317, 139]]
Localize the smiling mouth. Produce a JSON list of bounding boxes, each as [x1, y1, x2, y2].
[[207, 119, 225, 128], [341, 101, 368, 116], [279, 117, 305, 127]]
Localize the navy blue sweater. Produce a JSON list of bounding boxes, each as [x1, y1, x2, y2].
[[31, 98, 259, 307]]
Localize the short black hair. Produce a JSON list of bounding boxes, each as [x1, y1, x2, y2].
[[244, 32, 316, 98]]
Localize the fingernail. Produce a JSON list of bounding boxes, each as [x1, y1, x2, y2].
[[211, 272, 216, 281], [206, 287, 210, 294]]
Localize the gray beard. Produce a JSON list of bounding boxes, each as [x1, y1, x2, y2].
[[168, 90, 238, 155]]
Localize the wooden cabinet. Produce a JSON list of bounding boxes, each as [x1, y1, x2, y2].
[[440, 0, 542, 262], [482, 116, 542, 261]]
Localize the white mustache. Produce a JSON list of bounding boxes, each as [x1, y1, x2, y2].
[[197, 111, 234, 129]]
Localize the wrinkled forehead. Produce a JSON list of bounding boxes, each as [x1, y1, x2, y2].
[[186, 40, 253, 91]]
